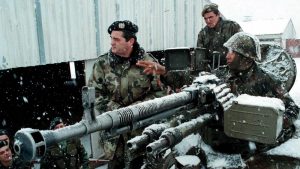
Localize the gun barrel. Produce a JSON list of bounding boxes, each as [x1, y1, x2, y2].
[[14, 91, 194, 161], [146, 114, 213, 155], [127, 123, 170, 151]]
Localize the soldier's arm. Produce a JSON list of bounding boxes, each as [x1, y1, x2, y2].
[[88, 58, 113, 112], [269, 77, 299, 128], [196, 29, 205, 48], [276, 88, 299, 129]]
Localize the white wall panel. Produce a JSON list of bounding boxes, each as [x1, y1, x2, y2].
[[39, 0, 97, 64], [0, 0, 39, 70], [0, 0, 210, 70]]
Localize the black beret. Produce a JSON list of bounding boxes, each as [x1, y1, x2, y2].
[[108, 20, 138, 34], [49, 117, 64, 130], [0, 140, 8, 149]]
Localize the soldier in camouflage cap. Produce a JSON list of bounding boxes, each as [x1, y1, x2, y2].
[[197, 3, 242, 71], [88, 20, 166, 168]]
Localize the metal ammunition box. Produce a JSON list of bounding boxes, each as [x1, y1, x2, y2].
[[224, 98, 283, 144], [165, 47, 191, 71]]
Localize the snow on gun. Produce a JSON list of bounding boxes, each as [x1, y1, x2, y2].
[[13, 72, 235, 162], [14, 43, 296, 168]]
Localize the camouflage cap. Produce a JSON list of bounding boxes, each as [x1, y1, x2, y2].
[[49, 117, 64, 130], [202, 3, 219, 16], [0, 140, 8, 148], [108, 20, 138, 34]]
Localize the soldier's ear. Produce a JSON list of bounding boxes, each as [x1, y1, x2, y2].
[[128, 38, 135, 46]]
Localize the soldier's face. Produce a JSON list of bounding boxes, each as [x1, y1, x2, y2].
[[0, 146, 12, 167], [54, 122, 65, 130], [226, 51, 241, 70], [203, 12, 220, 28], [110, 31, 134, 58]]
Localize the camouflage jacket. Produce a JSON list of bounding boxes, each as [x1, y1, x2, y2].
[[0, 156, 31, 169], [197, 17, 242, 70], [40, 139, 89, 169], [221, 63, 299, 127], [88, 43, 166, 113]]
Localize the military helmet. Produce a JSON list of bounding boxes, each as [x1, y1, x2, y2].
[[224, 32, 261, 61], [49, 117, 64, 130]]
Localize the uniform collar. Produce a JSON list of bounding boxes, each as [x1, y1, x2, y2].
[[109, 42, 145, 68]]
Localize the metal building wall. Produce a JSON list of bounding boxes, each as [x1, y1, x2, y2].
[[0, 0, 209, 70]]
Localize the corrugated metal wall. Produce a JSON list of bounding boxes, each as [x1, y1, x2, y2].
[[0, 0, 209, 70]]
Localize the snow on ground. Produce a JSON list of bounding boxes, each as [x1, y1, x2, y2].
[[267, 58, 300, 157], [267, 119, 300, 157]]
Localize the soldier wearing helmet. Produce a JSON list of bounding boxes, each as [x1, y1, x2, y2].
[[200, 32, 299, 157], [197, 3, 242, 71], [137, 32, 299, 160]]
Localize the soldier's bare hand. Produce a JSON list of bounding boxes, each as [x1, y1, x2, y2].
[[136, 60, 166, 75]]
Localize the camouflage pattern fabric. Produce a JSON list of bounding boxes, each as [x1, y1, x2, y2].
[[88, 43, 166, 167], [197, 17, 242, 70], [162, 71, 194, 93], [88, 43, 166, 113], [40, 139, 89, 169], [202, 64, 299, 156]]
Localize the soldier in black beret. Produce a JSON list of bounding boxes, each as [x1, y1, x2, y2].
[[88, 20, 166, 169]]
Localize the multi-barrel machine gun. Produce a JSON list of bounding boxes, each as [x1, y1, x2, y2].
[[13, 44, 296, 169]]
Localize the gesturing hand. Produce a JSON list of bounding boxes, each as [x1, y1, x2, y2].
[[136, 60, 166, 75]]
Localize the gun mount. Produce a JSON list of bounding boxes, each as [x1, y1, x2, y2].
[[14, 72, 231, 162]]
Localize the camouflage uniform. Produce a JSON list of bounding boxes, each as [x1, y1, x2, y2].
[[88, 20, 166, 168], [40, 139, 89, 169], [202, 32, 299, 157], [88, 45, 165, 112], [0, 156, 32, 169], [197, 17, 242, 70]]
